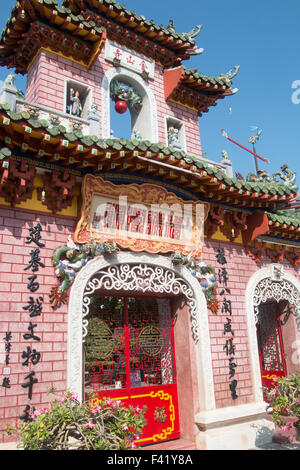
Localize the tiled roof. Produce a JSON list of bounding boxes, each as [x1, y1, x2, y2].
[[0, 0, 106, 73], [0, 101, 298, 212], [62, 0, 199, 47], [0, 0, 204, 72]]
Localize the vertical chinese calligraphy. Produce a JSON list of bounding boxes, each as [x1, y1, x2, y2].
[[20, 223, 44, 420], [216, 248, 238, 401], [1, 332, 12, 389]]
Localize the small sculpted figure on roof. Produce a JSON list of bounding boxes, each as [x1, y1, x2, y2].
[[273, 164, 297, 191], [4, 73, 15, 86]]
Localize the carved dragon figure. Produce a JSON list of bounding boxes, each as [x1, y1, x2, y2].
[[220, 65, 240, 81], [171, 252, 219, 313], [245, 164, 298, 191], [166, 20, 202, 40], [272, 164, 297, 191], [49, 237, 119, 309], [110, 80, 143, 111]]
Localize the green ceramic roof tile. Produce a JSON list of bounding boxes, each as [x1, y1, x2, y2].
[[62, 0, 197, 46], [97, 139, 110, 149], [267, 211, 300, 228], [183, 66, 238, 88], [0, 0, 105, 48], [81, 136, 95, 146], [0, 147, 11, 160], [0, 101, 298, 198]]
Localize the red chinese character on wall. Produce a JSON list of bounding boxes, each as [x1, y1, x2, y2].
[[113, 48, 122, 60], [127, 55, 135, 65], [140, 60, 148, 72]]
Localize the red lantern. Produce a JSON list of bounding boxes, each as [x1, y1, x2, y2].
[[115, 100, 127, 114]]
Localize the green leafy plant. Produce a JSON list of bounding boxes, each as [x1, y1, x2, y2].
[[264, 371, 300, 434], [5, 391, 146, 450]]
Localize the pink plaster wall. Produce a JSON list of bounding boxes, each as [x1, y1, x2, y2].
[[173, 296, 200, 441], [0, 206, 299, 441], [202, 239, 300, 409], [0, 206, 76, 441], [25, 47, 202, 156]]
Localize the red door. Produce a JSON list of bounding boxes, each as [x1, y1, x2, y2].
[[84, 296, 180, 446], [256, 302, 286, 390]]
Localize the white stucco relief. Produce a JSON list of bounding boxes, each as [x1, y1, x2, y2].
[[67, 251, 215, 412]]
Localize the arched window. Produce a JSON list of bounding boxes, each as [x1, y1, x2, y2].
[[101, 68, 158, 142]]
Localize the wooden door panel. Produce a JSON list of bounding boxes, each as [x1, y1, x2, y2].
[[257, 302, 286, 389], [84, 296, 180, 444]]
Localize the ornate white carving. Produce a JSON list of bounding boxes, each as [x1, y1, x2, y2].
[[67, 251, 215, 411], [253, 277, 300, 330], [82, 263, 198, 341], [246, 266, 300, 403]]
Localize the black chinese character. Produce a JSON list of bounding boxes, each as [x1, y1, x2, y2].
[[228, 358, 237, 379], [25, 223, 44, 248], [220, 288, 231, 296], [20, 405, 35, 422], [223, 318, 234, 336], [27, 275, 40, 293], [3, 332, 12, 342], [229, 380, 238, 400], [22, 371, 38, 400], [23, 297, 43, 317], [2, 377, 11, 389], [216, 248, 227, 265], [218, 268, 229, 286], [223, 338, 235, 356], [22, 346, 41, 367], [24, 249, 45, 273], [23, 322, 40, 342], [221, 298, 232, 316]]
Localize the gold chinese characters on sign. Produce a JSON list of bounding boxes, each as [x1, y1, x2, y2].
[[74, 175, 208, 258], [154, 406, 167, 423]]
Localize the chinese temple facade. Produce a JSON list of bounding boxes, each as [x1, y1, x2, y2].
[[0, 0, 299, 451]]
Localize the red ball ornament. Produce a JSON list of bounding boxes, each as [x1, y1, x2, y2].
[[115, 100, 127, 114]]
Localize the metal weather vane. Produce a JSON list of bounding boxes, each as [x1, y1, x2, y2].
[[248, 126, 263, 173], [221, 128, 270, 175]]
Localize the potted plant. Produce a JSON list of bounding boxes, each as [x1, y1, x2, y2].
[[264, 371, 300, 440]]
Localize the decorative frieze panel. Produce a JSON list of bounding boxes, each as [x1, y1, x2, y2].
[[37, 170, 76, 214], [0, 159, 36, 206], [246, 241, 300, 268]]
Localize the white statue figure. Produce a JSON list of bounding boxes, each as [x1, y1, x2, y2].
[[5, 74, 15, 86], [168, 126, 182, 150], [69, 88, 82, 117]]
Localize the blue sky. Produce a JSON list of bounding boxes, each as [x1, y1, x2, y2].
[[0, 0, 300, 183]]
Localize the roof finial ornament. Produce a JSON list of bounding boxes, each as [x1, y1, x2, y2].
[[185, 24, 203, 40], [220, 65, 240, 81], [272, 165, 297, 191], [248, 126, 262, 146], [166, 19, 175, 33]]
